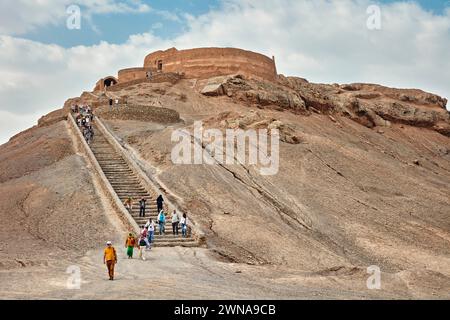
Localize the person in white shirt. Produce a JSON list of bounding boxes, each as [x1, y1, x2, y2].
[[171, 210, 180, 235], [180, 213, 188, 238], [145, 218, 155, 243]]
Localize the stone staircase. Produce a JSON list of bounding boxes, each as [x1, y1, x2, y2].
[[87, 122, 198, 247]]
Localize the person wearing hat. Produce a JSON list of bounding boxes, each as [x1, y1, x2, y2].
[[124, 233, 137, 259], [103, 241, 117, 280]]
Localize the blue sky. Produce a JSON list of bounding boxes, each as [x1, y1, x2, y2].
[[0, 0, 449, 144], [24, 0, 221, 47], [20, 0, 450, 47]]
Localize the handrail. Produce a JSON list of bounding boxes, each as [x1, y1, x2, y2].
[[96, 117, 206, 245], [67, 113, 140, 234]]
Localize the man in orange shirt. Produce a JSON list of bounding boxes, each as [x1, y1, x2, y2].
[[103, 241, 117, 280]]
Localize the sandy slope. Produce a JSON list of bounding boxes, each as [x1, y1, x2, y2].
[[0, 121, 122, 270], [1, 246, 443, 300], [97, 79, 450, 296], [1, 78, 449, 299]]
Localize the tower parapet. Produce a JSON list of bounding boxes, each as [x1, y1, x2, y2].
[[143, 47, 277, 82], [93, 47, 278, 92]]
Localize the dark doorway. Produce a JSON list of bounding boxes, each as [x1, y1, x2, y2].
[[158, 60, 163, 71], [104, 78, 117, 87]]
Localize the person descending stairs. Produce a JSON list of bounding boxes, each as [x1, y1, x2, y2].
[[84, 119, 198, 247]]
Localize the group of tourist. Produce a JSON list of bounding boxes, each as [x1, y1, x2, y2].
[[122, 208, 189, 262], [127, 195, 190, 260], [72, 104, 95, 145], [103, 196, 190, 279]]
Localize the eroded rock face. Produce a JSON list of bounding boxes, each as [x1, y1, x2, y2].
[[336, 83, 450, 134], [207, 110, 303, 144], [200, 74, 450, 136], [200, 75, 308, 114]]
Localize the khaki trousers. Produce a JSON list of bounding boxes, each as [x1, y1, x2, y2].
[[106, 260, 115, 279]]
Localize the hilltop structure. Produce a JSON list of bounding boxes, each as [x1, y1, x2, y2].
[[94, 47, 277, 91]]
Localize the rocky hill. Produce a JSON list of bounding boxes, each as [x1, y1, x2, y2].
[[1, 73, 449, 298]]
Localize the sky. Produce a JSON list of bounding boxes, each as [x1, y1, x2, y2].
[[0, 0, 449, 144]]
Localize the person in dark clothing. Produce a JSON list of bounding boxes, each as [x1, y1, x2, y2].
[[156, 195, 164, 213], [139, 198, 147, 217], [109, 98, 113, 110]]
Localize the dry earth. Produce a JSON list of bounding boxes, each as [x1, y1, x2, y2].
[[1, 76, 449, 299]]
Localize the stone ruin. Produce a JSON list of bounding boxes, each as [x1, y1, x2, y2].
[[93, 47, 278, 92]]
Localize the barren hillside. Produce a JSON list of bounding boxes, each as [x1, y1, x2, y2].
[[1, 74, 449, 299]]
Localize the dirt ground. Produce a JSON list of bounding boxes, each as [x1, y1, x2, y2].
[[1, 79, 449, 299], [2, 245, 445, 300]]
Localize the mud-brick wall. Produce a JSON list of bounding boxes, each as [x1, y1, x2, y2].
[[118, 67, 153, 83], [143, 47, 277, 82]]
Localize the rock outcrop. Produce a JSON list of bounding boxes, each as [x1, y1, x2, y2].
[[199, 74, 450, 137]]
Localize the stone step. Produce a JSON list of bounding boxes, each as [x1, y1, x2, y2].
[[117, 196, 151, 200], [98, 163, 129, 167], [74, 122, 200, 248], [113, 188, 148, 192], [106, 177, 140, 181], [152, 234, 187, 238], [96, 156, 124, 159], [134, 219, 173, 224], [110, 181, 143, 184], [127, 206, 157, 210], [102, 169, 133, 177], [129, 206, 157, 211], [109, 182, 147, 186], [98, 160, 128, 168], [103, 172, 134, 175], [111, 184, 145, 188], [109, 183, 143, 187], [104, 173, 136, 176], [103, 171, 132, 173], [130, 206, 158, 209], [114, 192, 149, 196], [151, 241, 198, 248], [132, 212, 170, 216], [111, 188, 149, 192], [151, 238, 195, 243], [100, 165, 130, 168], [108, 181, 141, 185], [98, 161, 127, 164]]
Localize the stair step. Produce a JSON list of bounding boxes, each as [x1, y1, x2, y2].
[[101, 165, 129, 168], [151, 238, 195, 243], [152, 242, 198, 247], [72, 121, 200, 248], [116, 193, 150, 197]]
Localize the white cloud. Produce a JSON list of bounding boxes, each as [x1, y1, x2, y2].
[[0, 34, 170, 144], [0, 0, 151, 35], [0, 0, 449, 145], [0, 110, 43, 143], [174, 0, 450, 99]]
